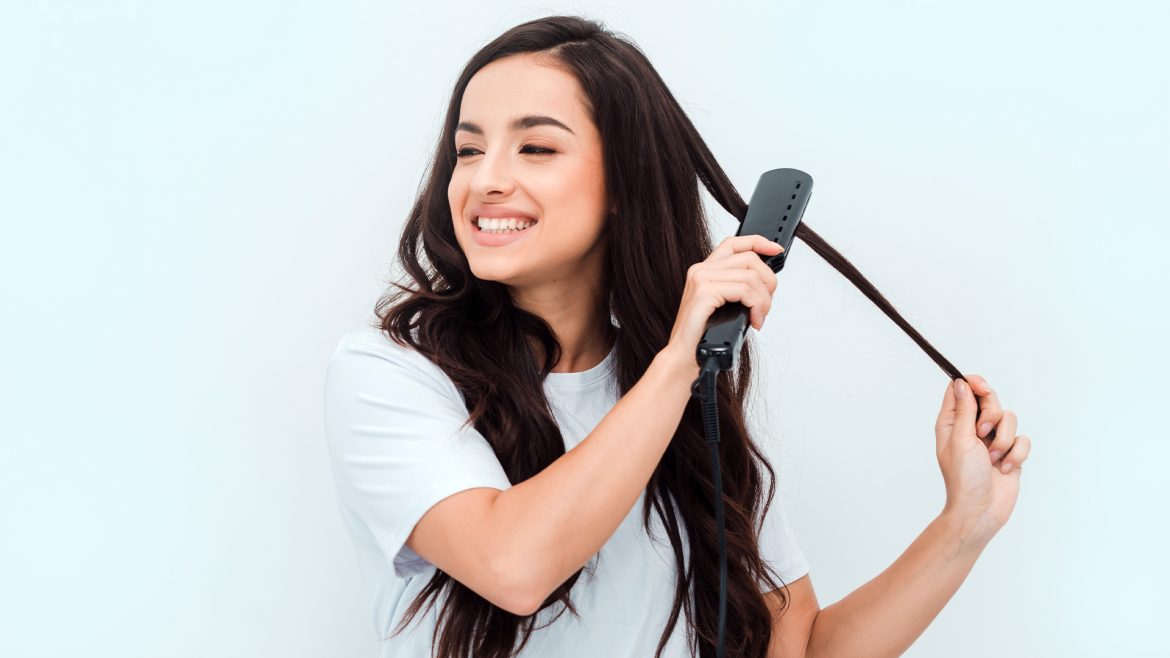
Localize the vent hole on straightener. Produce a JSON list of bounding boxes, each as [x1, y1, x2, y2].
[[790, 194, 796, 199], [796, 182, 801, 189]]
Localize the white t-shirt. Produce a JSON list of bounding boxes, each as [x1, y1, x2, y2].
[[323, 326, 810, 657]]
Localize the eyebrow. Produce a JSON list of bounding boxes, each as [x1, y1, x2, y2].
[[456, 114, 575, 136]]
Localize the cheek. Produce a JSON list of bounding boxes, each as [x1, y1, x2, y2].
[[448, 178, 466, 223], [447, 176, 462, 204], [563, 172, 607, 228]]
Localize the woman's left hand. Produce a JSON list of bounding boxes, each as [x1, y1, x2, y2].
[[934, 374, 1031, 543]]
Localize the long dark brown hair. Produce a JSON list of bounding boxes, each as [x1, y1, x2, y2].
[[373, 14, 970, 658]]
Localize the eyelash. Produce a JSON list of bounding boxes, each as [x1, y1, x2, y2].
[[454, 145, 556, 158]]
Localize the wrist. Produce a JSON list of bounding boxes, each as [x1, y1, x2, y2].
[[937, 507, 1000, 553], [655, 343, 700, 381]]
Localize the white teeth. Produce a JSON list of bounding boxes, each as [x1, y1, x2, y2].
[[477, 216, 536, 232]]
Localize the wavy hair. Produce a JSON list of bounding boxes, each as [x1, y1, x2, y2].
[[374, 14, 968, 658]]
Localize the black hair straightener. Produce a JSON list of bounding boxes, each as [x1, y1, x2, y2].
[[696, 167, 810, 373]]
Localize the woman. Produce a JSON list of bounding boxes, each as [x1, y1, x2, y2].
[[324, 15, 1030, 658]]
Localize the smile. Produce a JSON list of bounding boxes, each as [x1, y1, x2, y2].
[[471, 219, 538, 247], [476, 217, 538, 233]]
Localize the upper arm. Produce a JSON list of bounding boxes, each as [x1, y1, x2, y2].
[[756, 500, 817, 656], [404, 487, 533, 615], [766, 574, 820, 658], [323, 331, 523, 613]]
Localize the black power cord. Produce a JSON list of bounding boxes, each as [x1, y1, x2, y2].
[[691, 357, 727, 658]]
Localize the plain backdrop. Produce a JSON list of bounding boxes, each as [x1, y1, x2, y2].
[[2, 1, 1167, 656]]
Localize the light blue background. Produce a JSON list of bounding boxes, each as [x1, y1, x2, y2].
[[2, 1, 1166, 656]]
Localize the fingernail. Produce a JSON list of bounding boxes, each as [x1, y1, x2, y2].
[[1000, 461, 1013, 474], [990, 450, 1004, 462], [955, 380, 966, 397], [979, 422, 994, 437]]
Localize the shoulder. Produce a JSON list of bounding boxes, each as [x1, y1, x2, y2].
[[327, 326, 456, 396], [331, 326, 436, 370], [333, 325, 414, 359]]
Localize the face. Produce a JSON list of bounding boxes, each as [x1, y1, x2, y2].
[[448, 53, 610, 289]]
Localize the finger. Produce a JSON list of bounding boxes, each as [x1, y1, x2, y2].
[[966, 375, 1003, 441], [998, 434, 1031, 474], [705, 250, 765, 270], [698, 258, 777, 302], [697, 269, 772, 325], [698, 268, 768, 295], [987, 410, 1018, 463], [709, 280, 769, 329], [749, 255, 779, 295], [706, 251, 781, 294], [966, 374, 991, 394], [733, 252, 779, 295], [721, 276, 772, 329], [746, 278, 773, 329], [707, 250, 779, 274], [752, 279, 773, 328], [710, 234, 784, 260]]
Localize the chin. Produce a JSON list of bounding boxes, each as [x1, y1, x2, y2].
[[468, 263, 519, 286]]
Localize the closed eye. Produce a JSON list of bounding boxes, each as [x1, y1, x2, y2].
[[455, 145, 556, 158]]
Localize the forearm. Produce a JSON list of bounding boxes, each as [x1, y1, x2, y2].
[[804, 513, 995, 658], [492, 347, 699, 609]]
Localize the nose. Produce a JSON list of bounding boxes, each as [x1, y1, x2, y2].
[[468, 148, 516, 198]]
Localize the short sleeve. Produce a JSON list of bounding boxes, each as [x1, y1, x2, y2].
[[757, 501, 810, 588], [323, 329, 513, 579]]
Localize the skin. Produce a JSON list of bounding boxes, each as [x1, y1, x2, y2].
[[449, 52, 615, 373]]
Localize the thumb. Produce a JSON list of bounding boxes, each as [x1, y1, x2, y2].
[[951, 377, 978, 440], [935, 380, 957, 451]]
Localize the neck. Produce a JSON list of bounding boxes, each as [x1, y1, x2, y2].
[[511, 289, 615, 374]]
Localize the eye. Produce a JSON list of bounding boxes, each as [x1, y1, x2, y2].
[[454, 145, 557, 158]]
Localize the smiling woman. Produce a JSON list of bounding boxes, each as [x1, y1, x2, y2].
[[324, 15, 810, 658], [322, 15, 817, 658]]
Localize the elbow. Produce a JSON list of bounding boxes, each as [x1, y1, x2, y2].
[[509, 593, 543, 618], [489, 554, 546, 617], [802, 609, 821, 658], [496, 590, 540, 618], [499, 583, 542, 618]]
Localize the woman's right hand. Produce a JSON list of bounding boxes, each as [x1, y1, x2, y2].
[[665, 234, 783, 358]]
